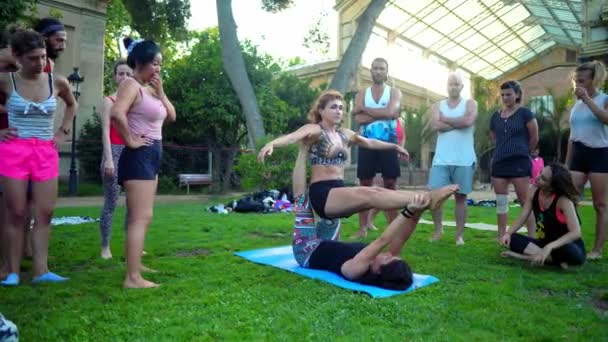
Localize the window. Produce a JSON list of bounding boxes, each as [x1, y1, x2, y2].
[[529, 95, 554, 116]]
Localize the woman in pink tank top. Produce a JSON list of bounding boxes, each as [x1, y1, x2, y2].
[[97, 60, 132, 260], [110, 37, 176, 289]]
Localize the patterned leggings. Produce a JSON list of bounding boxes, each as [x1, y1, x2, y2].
[[292, 194, 341, 267], [99, 144, 125, 247]]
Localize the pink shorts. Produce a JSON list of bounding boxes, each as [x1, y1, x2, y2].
[[0, 138, 59, 182]]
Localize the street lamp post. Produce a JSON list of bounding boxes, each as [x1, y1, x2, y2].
[[67, 67, 84, 197]]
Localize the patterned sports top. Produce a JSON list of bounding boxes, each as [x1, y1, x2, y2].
[[309, 125, 349, 166]]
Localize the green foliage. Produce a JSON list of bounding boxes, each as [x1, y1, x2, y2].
[[103, 0, 193, 94], [303, 12, 330, 56], [404, 105, 433, 168], [0, 0, 37, 46], [163, 28, 317, 190], [48, 8, 63, 19], [233, 137, 300, 191], [260, 0, 294, 13], [471, 76, 498, 158], [77, 108, 103, 182], [103, 0, 132, 95], [121, 0, 190, 42], [157, 175, 179, 193], [2, 201, 607, 340], [532, 89, 573, 162]]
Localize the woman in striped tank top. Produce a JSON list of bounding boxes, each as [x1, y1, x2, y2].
[[98, 60, 132, 260], [0, 30, 77, 286], [111, 37, 176, 289]]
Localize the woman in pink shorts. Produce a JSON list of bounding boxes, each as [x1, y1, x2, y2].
[[0, 30, 77, 286]]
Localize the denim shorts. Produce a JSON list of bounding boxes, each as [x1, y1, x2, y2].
[[117, 140, 162, 185], [428, 164, 475, 194]]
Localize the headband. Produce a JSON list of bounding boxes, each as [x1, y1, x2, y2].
[[39, 24, 65, 36], [126, 39, 144, 54]]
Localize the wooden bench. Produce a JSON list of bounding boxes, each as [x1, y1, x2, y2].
[[178, 173, 213, 194]]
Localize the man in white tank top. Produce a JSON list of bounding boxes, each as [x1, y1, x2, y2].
[[429, 72, 478, 245], [352, 57, 402, 238]]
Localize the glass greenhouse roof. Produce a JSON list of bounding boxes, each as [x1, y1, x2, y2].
[[377, 0, 583, 79]]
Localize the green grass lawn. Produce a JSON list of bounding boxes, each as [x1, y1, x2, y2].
[[1, 199, 607, 340]]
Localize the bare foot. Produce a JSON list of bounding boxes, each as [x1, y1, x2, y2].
[[101, 247, 112, 260], [428, 185, 459, 211], [429, 230, 442, 242], [500, 250, 531, 260], [501, 251, 517, 258], [587, 251, 602, 260], [366, 224, 379, 231], [123, 276, 159, 289], [455, 236, 465, 246], [350, 230, 367, 240], [140, 265, 158, 273]]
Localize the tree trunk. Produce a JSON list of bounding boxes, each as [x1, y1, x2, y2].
[[221, 147, 238, 192], [216, 0, 266, 149], [211, 146, 222, 192], [328, 0, 389, 94]]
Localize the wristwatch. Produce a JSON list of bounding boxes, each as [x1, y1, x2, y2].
[[61, 126, 71, 135]]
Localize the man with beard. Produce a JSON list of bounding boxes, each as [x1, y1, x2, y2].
[[351, 58, 402, 238], [0, 18, 67, 72]]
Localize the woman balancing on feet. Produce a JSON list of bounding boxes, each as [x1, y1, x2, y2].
[[0, 30, 77, 285], [288, 141, 455, 289], [500, 163, 586, 267], [111, 37, 176, 288], [258, 90, 458, 223]]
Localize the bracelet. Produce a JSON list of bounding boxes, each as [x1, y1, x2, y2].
[[401, 207, 414, 219]]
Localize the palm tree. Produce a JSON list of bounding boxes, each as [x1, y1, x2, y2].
[[404, 105, 433, 168], [535, 89, 573, 162]]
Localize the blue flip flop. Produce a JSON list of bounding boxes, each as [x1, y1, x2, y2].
[[32, 272, 69, 284], [1, 273, 20, 286]]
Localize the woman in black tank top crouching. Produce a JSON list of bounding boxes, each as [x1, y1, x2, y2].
[[500, 163, 586, 267]]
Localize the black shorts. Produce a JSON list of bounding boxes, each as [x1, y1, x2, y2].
[[492, 155, 531, 178], [357, 146, 400, 180], [117, 140, 162, 185], [309, 180, 345, 219], [569, 141, 608, 174]]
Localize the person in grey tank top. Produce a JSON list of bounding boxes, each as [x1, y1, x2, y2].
[[429, 72, 478, 245], [566, 60, 608, 260], [0, 30, 77, 286]]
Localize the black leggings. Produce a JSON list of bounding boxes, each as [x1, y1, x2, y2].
[[509, 234, 586, 266]]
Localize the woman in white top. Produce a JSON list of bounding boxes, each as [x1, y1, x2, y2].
[[565, 60, 608, 260]]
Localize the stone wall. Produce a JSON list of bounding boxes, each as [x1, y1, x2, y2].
[[36, 0, 108, 178]]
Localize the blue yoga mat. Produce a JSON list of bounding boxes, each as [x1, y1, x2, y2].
[[234, 245, 439, 298]]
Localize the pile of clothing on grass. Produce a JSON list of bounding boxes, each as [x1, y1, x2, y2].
[[208, 189, 294, 214]]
